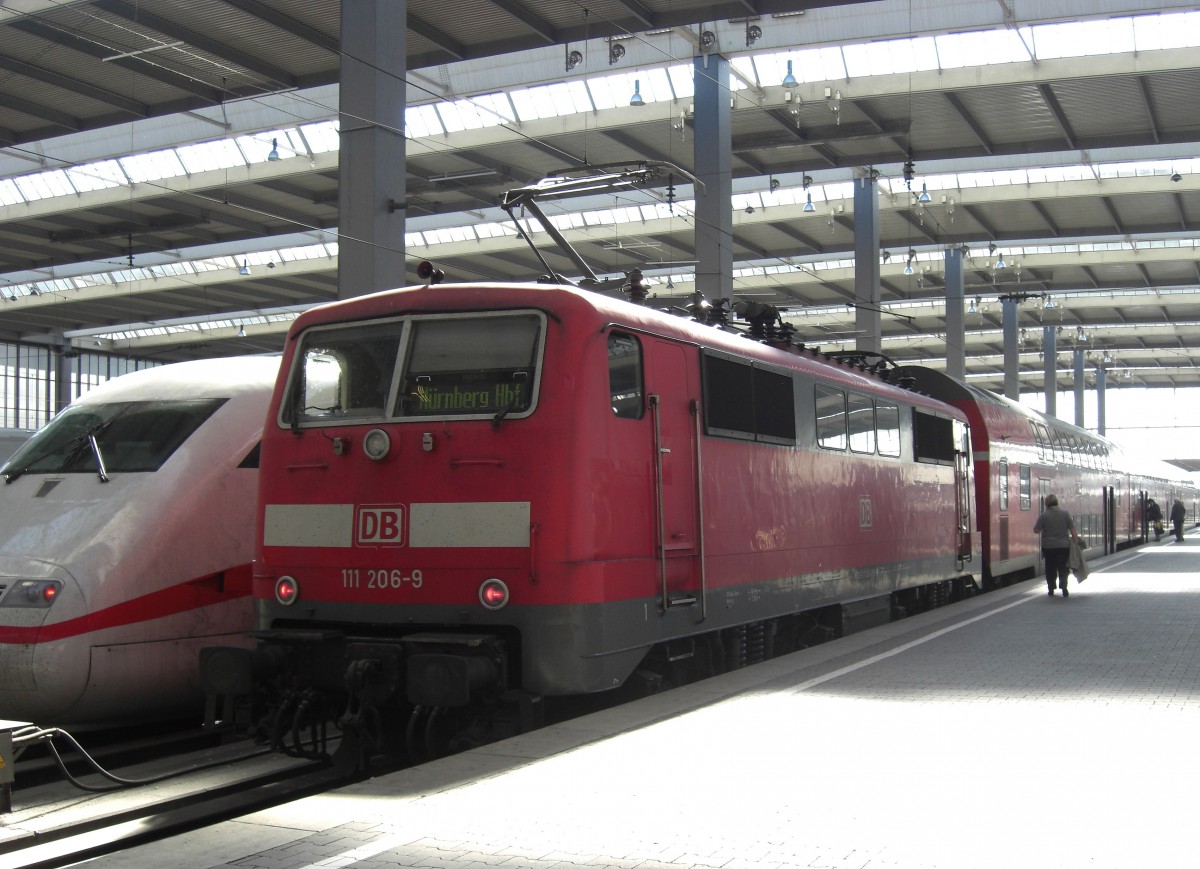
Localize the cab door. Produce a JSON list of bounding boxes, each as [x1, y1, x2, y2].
[[644, 340, 702, 611], [953, 420, 975, 567]]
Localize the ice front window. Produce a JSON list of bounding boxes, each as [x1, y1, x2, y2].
[[1, 398, 226, 478]]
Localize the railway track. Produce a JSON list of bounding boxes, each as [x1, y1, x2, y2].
[[0, 731, 355, 869]]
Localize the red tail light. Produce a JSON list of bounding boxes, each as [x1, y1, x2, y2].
[[478, 578, 509, 610], [275, 575, 299, 606]]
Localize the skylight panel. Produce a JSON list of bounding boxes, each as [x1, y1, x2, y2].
[[178, 138, 246, 173], [510, 83, 562, 119], [640, 202, 676, 220], [549, 212, 586, 231], [0, 178, 23, 206], [14, 169, 70, 201], [1031, 19, 1134, 60], [585, 76, 619, 111], [789, 46, 846, 85], [542, 81, 592, 116], [120, 149, 186, 183], [66, 160, 125, 193], [438, 95, 517, 131], [733, 192, 759, 212], [277, 243, 331, 262], [474, 221, 515, 239], [423, 226, 474, 244], [1134, 12, 1200, 51], [473, 92, 517, 125], [405, 104, 443, 138], [731, 55, 759, 85], [666, 64, 694, 99], [188, 258, 221, 274], [936, 30, 1025, 68], [843, 36, 938, 76], [301, 121, 340, 153], [646, 67, 675, 101], [436, 100, 471, 132], [233, 130, 294, 164], [610, 72, 648, 105], [769, 186, 799, 207]]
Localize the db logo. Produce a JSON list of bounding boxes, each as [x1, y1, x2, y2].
[[356, 505, 405, 546], [858, 497, 873, 528]]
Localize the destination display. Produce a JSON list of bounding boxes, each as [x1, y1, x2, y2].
[[403, 376, 528, 415]]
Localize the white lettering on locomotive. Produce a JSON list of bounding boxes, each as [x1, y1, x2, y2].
[[859, 496, 873, 529], [342, 568, 423, 590]]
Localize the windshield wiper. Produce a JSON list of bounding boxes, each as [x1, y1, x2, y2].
[[491, 395, 522, 430], [4, 417, 116, 484], [87, 432, 110, 482]]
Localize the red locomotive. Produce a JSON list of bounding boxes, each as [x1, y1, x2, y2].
[[200, 279, 993, 759]]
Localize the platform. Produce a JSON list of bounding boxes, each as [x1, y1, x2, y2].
[[51, 534, 1200, 869]]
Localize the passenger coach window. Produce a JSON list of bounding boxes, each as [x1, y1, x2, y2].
[[998, 459, 1009, 511], [877, 403, 900, 457], [815, 385, 847, 450], [608, 333, 643, 419], [913, 410, 955, 465], [847, 392, 876, 454], [1019, 464, 1032, 510], [1031, 421, 1049, 462]]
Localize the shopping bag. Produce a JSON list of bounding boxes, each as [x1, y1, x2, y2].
[[1069, 538, 1089, 582]]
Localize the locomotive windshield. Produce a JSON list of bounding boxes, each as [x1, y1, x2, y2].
[[2, 398, 226, 481], [285, 312, 544, 425]]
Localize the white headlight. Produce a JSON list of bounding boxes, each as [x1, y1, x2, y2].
[[362, 428, 391, 460]]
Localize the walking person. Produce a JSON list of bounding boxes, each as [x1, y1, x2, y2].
[[1034, 494, 1081, 597], [1147, 498, 1164, 541], [1171, 498, 1187, 543]]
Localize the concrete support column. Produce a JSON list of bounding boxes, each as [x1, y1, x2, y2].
[[1002, 296, 1020, 400], [338, 0, 408, 298], [1096, 366, 1107, 436], [1074, 349, 1086, 427], [853, 170, 880, 355], [944, 247, 965, 381], [693, 53, 733, 305], [53, 335, 71, 413], [1042, 326, 1057, 418]]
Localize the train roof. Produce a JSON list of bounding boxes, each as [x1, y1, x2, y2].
[[892, 364, 1113, 444], [894, 365, 1199, 487], [73, 355, 280, 405], [289, 281, 964, 417]]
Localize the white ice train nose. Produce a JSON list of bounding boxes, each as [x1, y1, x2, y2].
[[0, 558, 88, 725]]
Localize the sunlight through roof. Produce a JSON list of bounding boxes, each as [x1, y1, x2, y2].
[[3, 10, 1199, 211]]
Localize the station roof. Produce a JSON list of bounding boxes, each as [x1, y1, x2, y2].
[[1, 0, 1200, 398]]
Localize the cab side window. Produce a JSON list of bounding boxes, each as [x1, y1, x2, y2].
[[608, 333, 644, 419]]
